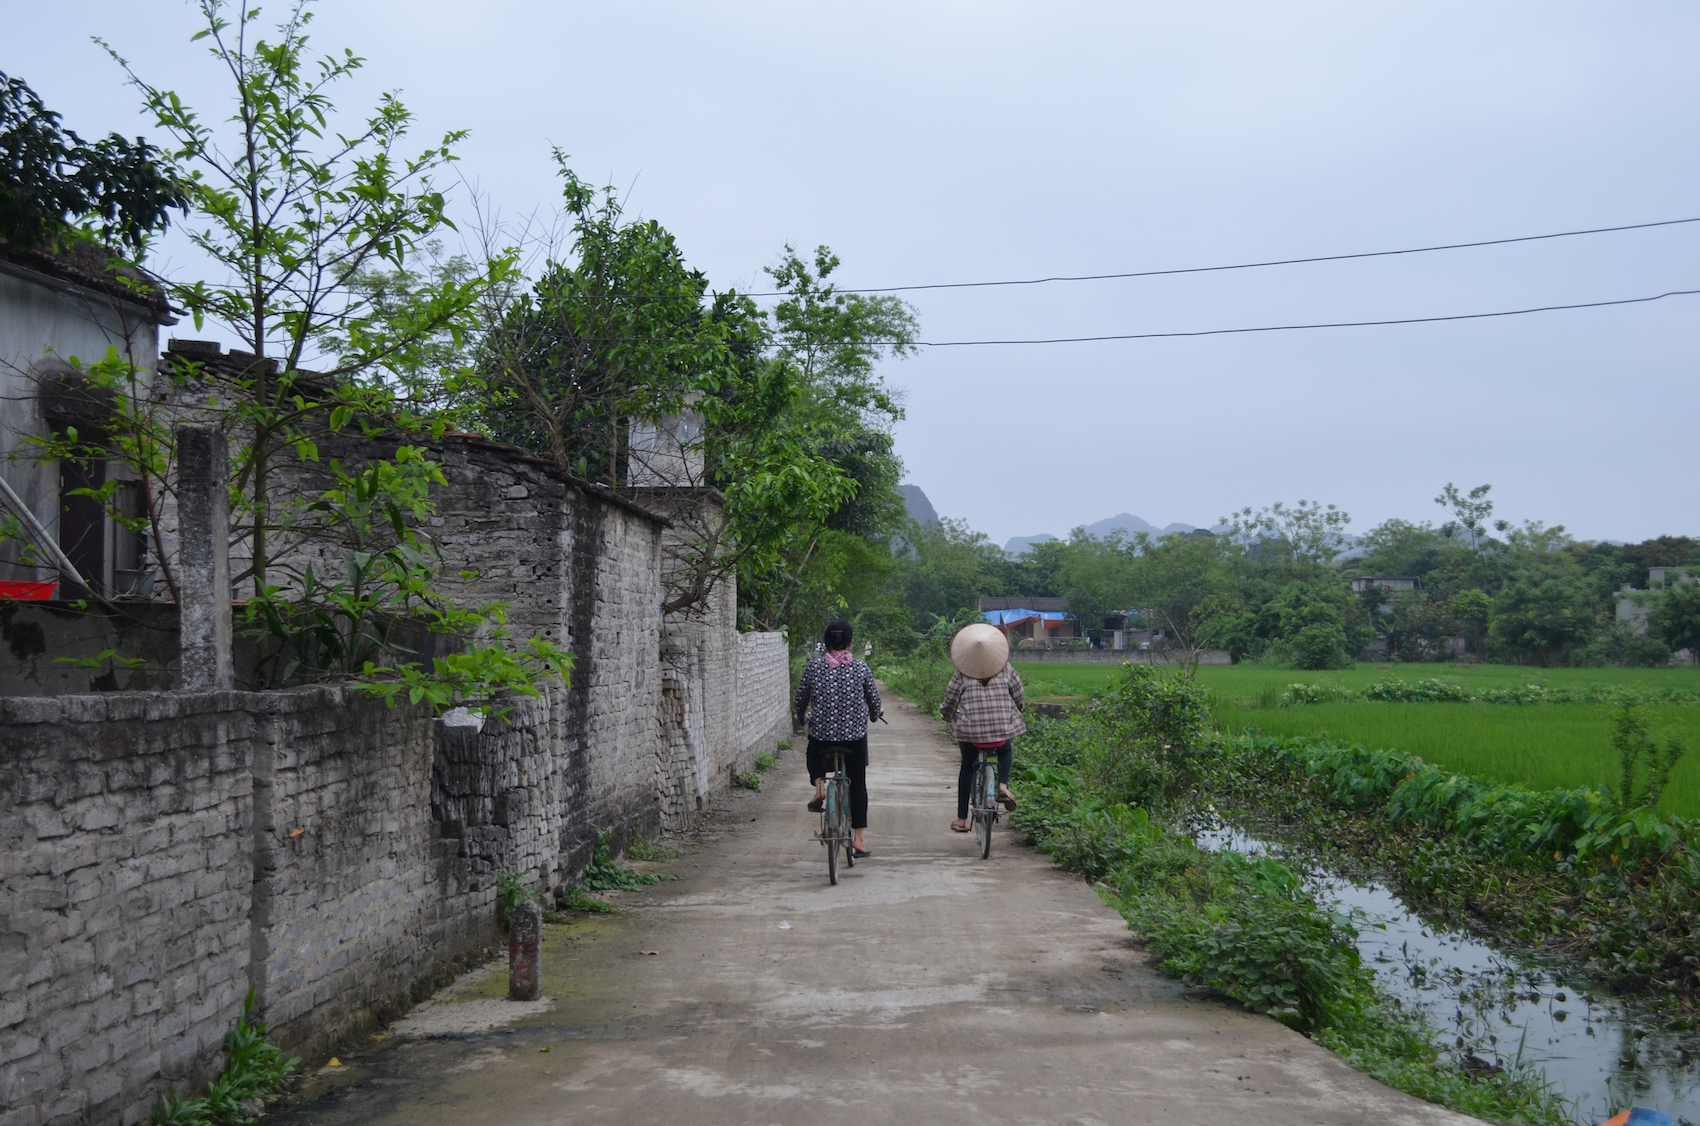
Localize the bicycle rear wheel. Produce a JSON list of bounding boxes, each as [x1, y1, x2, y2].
[[976, 762, 995, 858], [825, 777, 846, 884]]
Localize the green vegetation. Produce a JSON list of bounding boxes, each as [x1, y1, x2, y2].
[[623, 832, 679, 862], [1007, 670, 1569, 1125], [1219, 702, 1700, 817], [150, 990, 297, 1126], [754, 750, 776, 772], [583, 827, 662, 892], [1009, 662, 1700, 815], [737, 770, 763, 790]]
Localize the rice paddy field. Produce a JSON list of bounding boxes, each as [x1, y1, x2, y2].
[[1012, 660, 1700, 818]]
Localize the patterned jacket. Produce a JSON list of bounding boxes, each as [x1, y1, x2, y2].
[[940, 666, 1027, 744], [794, 656, 883, 743]]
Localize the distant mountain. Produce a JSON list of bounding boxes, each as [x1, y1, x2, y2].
[[1004, 513, 1201, 555], [898, 484, 938, 527]]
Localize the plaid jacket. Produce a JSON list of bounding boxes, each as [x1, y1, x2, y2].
[[939, 666, 1026, 744], [794, 656, 883, 742]]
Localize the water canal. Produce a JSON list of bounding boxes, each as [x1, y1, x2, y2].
[[1194, 821, 1700, 1125]]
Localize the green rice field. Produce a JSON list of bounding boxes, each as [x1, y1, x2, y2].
[[1012, 661, 1700, 818]]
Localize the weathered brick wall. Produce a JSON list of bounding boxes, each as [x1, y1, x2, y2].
[[0, 693, 257, 1126], [734, 632, 792, 766], [248, 689, 497, 1064], [1, 432, 792, 1124]]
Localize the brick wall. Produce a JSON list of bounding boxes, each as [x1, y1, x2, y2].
[[734, 632, 791, 767], [0, 435, 793, 1126], [1, 693, 257, 1126]]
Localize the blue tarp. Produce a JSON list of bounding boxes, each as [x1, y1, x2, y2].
[[981, 609, 1070, 626]]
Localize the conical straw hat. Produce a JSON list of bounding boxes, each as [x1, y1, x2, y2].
[[951, 623, 1010, 679]]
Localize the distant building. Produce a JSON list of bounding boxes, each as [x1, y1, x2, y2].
[[978, 596, 1079, 647], [1350, 576, 1420, 594], [1617, 567, 1696, 630]]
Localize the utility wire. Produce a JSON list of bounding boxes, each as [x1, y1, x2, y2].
[[905, 286, 1700, 347], [740, 215, 1700, 297]]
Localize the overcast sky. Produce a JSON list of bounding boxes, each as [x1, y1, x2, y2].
[[12, 1, 1698, 547]]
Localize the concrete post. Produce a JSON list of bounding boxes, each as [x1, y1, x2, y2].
[[176, 426, 232, 690], [509, 899, 543, 1001]]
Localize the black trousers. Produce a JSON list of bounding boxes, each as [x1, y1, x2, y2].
[[807, 737, 869, 830], [958, 741, 1013, 820]]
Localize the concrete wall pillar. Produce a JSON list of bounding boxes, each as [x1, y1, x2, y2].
[[176, 426, 232, 690]]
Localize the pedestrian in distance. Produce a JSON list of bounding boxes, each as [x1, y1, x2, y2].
[[939, 623, 1024, 833], [793, 619, 882, 858]]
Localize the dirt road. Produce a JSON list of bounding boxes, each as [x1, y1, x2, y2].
[[272, 688, 1478, 1126]]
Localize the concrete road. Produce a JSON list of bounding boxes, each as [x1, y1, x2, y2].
[[274, 688, 1480, 1126]]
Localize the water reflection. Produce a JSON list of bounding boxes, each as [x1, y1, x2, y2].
[[1193, 821, 1700, 1125]]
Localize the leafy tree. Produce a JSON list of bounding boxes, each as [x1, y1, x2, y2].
[[1646, 576, 1700, 659], [68, 0, 560, 709], [104, 0, 500, 589], [742, 246, 917, 630], [1489, 577, 1594, 666], [1449, 588, 1493, 656], [468, 157, 719, 485], [1353, 518, 1448, 577], [0, 70, 187, 255], [1434, 482, 1494, 548], [1220, 499, 1352, 564], [1132, 532, 1234, 674], [896, 517, 1006, 630]]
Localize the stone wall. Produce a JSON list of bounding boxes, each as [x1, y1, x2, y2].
[[1, 692, 259, 1126], [0, 431, 797, 1125], [734, 632, 792, 767], [0, 685, 598, 1126]]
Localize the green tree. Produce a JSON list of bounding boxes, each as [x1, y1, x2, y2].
[[105, 0, 500, 589], [0, 69, 188, 255], [80, 0, 561, 709], [1220, 499, 1352, 564], [468, 158, 720, 485], [1449, 588, 1493, 656], [1489, 577, 1594, 666], [897, 517, 1007, 630], [742, 246, 917, 630], [1434, 482, 1494, 548], [1646, 577, 1700, 659]]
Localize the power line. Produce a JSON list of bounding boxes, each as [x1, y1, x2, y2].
[[741, 215, 1700, 297], [906, 286, 1700, 347]]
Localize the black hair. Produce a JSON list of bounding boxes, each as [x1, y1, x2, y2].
[[823, 619, 853, 650]]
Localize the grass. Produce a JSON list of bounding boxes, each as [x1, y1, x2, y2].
[[1012, 661, 1700, 817], [1216, 702, 1700, 818]]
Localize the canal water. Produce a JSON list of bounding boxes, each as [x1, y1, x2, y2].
[[1194, 821, 1700, 1125]]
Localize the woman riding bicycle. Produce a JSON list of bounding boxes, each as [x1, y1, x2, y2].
[[793, 619, 882, 858], [939, 623, 1024, 834]]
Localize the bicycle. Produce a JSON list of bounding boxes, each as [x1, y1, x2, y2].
[[818, 748, 856, 884], [968, 745, 1000, 859]]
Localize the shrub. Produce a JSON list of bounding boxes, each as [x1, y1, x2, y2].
[[583, 827, 662, 891], [1291, 622, 1354, 670], [754, 750, 776, 772], [150, 990, 297, 1126]]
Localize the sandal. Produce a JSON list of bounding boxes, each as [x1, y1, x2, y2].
[[807, 798, 825, 813], [950, 820, 969, 833], [851, 847, 871, 859], [999, 792, 1019, 811]]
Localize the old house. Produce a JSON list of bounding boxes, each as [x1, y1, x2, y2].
[[0, 244, 173, 598]]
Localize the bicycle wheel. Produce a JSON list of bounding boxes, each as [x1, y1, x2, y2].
[[826, 777, 844, 884], [977, 763, 995, 858], [844, 838, 855, 868]]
